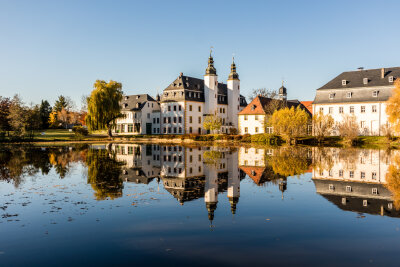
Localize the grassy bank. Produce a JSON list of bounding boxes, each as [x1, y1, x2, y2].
[[0, 130, 398, 148]]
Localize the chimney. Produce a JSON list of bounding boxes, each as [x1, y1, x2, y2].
[[381, 68, 385, 78], [179, 72, 183, 77]]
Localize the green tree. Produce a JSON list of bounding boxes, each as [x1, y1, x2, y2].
[[7, 95, 28, 137], [86, 80, 124, 137], [39, 100, 52, 129], [269, 106, 309, 144], [203, 114, 222, 134], [53, 95, 74, 112], [26, 105, 42, 139], [0, 96, 12, 134]]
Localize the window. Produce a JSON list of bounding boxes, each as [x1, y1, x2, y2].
[[339, 169, 343, 177], [361, 172, 365, 179], [198, 106, 201, 112], [346, 186, 352, 192], [168, 117, 171, 123], [189, 167, 193, 174], [178, 117, 182, 123], [361, 106, 365, 113], [245, 127, 248, 133], [199, 166, 202, 172], [329, 107, 333, 114], [372, 188, 378, 195], [189, 127, 192, 133], [255, 115, 258, 120], [388, 203, 393, 209], [350, 106, 354, 113], [198, 117, 201, 123], [153, 118, 156, 123], [173, 117, 177, 123], [189, 116, 192, 123], [244, 115, 248, 120], [339, 107, 344, 114], [363, 78, 368, 85], [251, 105, 256, 110], [329, 169, 333, 176], [372, 105, 377, 112], [342, 80, 347, 86], [329, 93, 335, 99], [179, 105, 182, 111], [346, 92, 352, 98], [189, 105, 192, 111], [255, 127, 259, 133], [342, 197, 347, 205], [319, 107, 324, 113], [363, 200, 368, 207], [168, 106, 171, 111], [173, 127, 177, 133], [178, 127, 182, 133], [163, 117, 167, 123], [128, 124, 133, 132], [173, 105, 177, 111], [389, 76, 394, 83], [329, 184, 335, 191], [198, 155, 201, 161], [372, 90, 378, 97], [349, 171, 354, 178], [372, 172, 377, 180], [360, 121, 366, 129]]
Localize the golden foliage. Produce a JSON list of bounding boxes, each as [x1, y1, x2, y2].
[[269, 106, 309, 143], [312, 111, 334, 142], [385, 154, 400, 209], [387, 79, 400, 133]]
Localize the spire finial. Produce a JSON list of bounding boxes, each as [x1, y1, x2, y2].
[[205, 47, 216, 75], [210, 46, 213, 57], [228, 54, 239, 80]]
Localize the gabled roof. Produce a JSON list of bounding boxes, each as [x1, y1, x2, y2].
[[162, 74, 247, 105], [238, 96, 311, 116], [317, 67, 399, 90], [300, 101, 313, 114], [120, 94, 156, 111]]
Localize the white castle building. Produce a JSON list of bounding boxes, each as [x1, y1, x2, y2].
[[113, 54, 247, 135], [313, 67, 399, 136], [159, 53, 247, 134]]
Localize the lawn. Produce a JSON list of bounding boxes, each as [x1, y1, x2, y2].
[[32, 129, 108, 141]]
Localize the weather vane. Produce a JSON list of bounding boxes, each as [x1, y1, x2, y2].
[[232, 52, 235, 62], [210, 46, 213, 56]]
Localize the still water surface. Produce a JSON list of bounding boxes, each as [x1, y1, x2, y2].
[[1, 144, 400, 266]]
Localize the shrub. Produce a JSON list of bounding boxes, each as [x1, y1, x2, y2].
[[72, 126, 89, 137], [241, 134, 251, 142], [250, 133, 281, 145], [229, 128, 238, 135]]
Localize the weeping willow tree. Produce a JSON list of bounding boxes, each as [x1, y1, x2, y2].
[[86, 80, 123, 137], [86, 148, 124, 200]]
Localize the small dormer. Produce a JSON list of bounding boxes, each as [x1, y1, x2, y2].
[[342, 80, 347, 86], [363, 78, 368, 85], [136, 95, 140, 99], [251, 104, 257, 110], [329, 93, 335, 99], [136, 103, 140, 108], [389, 76, 394, 83], [123, 103, 128, 108], [124, 96, 129, 100]]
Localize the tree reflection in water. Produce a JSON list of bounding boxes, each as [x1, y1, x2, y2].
[[86, 147, 124, 200], [385, 153, 400, 209]]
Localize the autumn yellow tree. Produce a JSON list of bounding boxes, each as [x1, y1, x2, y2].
[[269, 106, 309, 144], [203, 114, 222, 134], [312, 111, 334, 143], [386, 79, 400, 134], [385, 154, 400, 209]]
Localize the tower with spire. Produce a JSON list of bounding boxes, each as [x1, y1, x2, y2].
[[227, 150, 240, 215], [204, 49, 218, 115], [279, 81, 287, 101], [227, 56, 240, 129]]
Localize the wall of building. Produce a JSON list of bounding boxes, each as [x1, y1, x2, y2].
[[313, 102, 388, 136], [238, 114, 267, 135], [185, 101, 205, 134], [160, 101, 185, 134]]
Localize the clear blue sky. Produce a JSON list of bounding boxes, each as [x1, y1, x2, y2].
[[1, 0, 400, 108]]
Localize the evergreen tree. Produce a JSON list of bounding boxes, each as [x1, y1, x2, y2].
[[39, 100, 52, 129]]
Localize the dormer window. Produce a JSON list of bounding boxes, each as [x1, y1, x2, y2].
[[251, 104, 256, 110], [136, 96, 139, 99], [346, 92, 352, 98], [389, 76, 394, 83], [123, 103, 128, 108], [342, 80, 347, 86], [186, 83, 189, 87], [124, 96, 129, 100], [329, 93, 335, 99], [372, 90, 379, 97], [363, 78, 368, 85]]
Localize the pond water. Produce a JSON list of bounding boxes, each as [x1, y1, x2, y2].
[[1, 144, 400, 266]]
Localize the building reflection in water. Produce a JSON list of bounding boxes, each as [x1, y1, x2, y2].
[[312, 148, 400, 217]]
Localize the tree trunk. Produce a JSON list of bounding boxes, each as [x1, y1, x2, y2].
[[107, 124, 113, 138]]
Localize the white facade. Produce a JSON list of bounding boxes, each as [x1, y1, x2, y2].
[[114, 95, 161, 135], [313, 99, 389, 136], [239, 114, 267, 135]]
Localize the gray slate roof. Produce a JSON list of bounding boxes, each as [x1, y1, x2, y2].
[[314, 67, 399, 104], [162, 75, 247, 106], [120, 94, 156, 111]]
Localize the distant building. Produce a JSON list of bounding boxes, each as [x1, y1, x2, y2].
[[238, 92, 311, 135], [159, 53, 247, 134], [313, 67, 399, 136], [113, 94, 161, 135]]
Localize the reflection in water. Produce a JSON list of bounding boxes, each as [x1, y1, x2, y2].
[[3, 144, 400, 219], [312, 147, 400, 217]]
